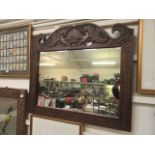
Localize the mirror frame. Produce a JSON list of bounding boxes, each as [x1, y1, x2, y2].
[[0, 87, 27, 134], [29, 23, 134, 131]]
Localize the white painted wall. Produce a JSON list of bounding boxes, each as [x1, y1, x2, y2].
[[1, 19, 155, 135], [0, 78, 29, 90]]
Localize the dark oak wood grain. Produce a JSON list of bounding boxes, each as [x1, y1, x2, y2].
[[0, 87, 28, 134], [29, 23, 134, 131]]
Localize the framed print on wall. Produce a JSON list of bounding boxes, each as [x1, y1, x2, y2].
[[137, 19, 155, 94], [30, 114, 83, 135], [0, 25, 31, 78]]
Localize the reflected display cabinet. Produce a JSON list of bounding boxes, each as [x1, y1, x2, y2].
[[29, 23, 134, 131]]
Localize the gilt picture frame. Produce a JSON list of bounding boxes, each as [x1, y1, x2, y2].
[[0, 25, 31, 78], [137, 19, 155, 94], [30, 114, 83, 135]]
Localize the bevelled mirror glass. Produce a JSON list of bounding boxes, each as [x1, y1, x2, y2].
[[30, 23, 134, 131], [38, 47, 121, 118]]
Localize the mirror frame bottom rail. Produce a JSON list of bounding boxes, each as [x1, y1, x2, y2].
[[34, 106, 129, 131]]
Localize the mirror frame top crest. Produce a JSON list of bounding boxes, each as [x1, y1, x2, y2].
[[30, 23, 134, 131]]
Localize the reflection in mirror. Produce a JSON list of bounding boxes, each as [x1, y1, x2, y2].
[[38, 48, 121, 118]]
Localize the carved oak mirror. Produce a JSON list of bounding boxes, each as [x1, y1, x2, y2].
[[0, 87, 27, 135], [30, 23, 134, 131]]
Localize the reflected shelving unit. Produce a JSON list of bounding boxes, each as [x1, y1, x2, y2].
[[38, 79, 119, 118]]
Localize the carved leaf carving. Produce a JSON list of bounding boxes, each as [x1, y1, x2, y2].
[[39, 23, 111, 49], [112, 24, 133, 43]]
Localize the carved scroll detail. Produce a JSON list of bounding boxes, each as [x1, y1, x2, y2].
[[39, 24, 110, 49], [112, 24, 133, 43]]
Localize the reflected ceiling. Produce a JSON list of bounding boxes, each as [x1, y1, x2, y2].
[[40, 48, 121, 69]]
